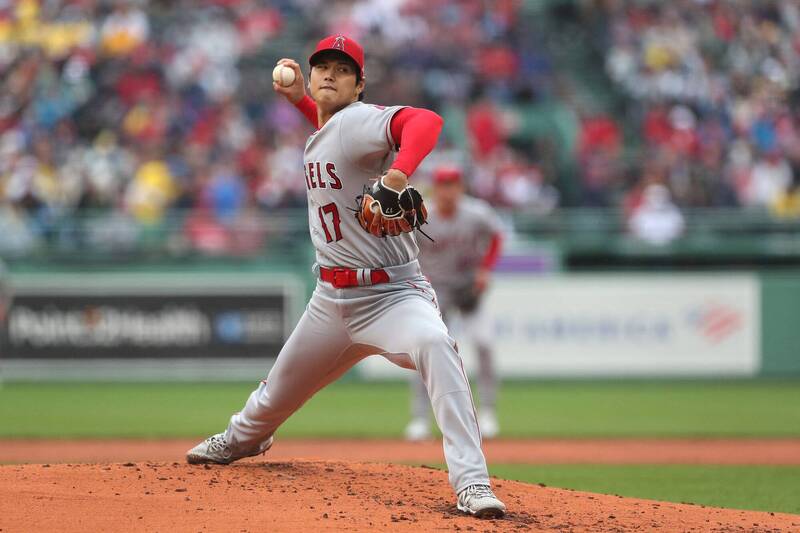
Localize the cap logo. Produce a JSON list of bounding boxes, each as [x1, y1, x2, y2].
[[333, 35, 346, 50]]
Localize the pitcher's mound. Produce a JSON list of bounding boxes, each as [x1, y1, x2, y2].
[[1, 460, 797, 532]]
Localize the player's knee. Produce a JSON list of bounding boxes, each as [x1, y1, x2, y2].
[[415, 329, 458, 360]]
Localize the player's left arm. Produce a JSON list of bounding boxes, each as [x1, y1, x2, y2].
[[357, 107, 443, 237], [474, 203, 504, 292], [475, 231, 503, 293]]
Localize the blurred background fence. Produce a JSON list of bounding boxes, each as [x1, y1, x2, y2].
[[2, 207, 800, 267]]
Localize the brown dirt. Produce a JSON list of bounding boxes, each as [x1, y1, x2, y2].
[[1, 437, 799, 465], [1, 460, 798, 532], [2, 440, 799, 531]]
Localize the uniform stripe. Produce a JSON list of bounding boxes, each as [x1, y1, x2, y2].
[[456, 347, 482, 442]]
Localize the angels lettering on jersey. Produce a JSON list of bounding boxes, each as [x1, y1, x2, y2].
[[305, 161, 343, 190]]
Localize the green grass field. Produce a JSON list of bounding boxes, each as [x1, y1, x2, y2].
[[488, 464, 800, 515], [1, 380, 799, 439], [1, 379, 799, 515]]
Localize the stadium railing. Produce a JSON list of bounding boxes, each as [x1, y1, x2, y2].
[[1, 208, 799, 269]]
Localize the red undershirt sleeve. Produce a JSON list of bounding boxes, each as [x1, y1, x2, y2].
[[389, 107, 444, 178], [480, 233, 503, 271], [293, 95, 318, 128]]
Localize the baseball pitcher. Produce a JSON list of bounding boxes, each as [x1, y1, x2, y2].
[[186, 35, 506, 518], [405, 166, 504, 441]]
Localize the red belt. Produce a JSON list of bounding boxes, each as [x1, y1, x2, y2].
[[319, 266, 390, 288]]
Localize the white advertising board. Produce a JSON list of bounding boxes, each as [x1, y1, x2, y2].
[[358, 274, 760, 379]]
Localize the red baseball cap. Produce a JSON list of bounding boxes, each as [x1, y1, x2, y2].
[[433, 166, 463, 184], [309, 34, 365, 78]]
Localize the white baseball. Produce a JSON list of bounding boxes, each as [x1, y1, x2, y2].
[[272, 64, 296, 87]]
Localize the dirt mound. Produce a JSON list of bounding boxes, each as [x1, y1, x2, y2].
[[1, 460, 798, 532]]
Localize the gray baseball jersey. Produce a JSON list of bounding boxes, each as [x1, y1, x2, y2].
[[418, 196, 503, 295], [304, 102, 418, 268], [222, 99, 492, 495]]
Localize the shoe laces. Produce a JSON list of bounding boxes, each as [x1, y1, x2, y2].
[[463, 484, 494, 500], [206, 434, 229, 454]]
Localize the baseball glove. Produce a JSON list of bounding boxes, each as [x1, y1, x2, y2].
[[452, 282, 481, 314], [354, 176, 430, 239]]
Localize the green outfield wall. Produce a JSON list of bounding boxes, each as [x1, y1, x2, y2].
[[760, 274, 800, 376], [1, 263, 798, 380]]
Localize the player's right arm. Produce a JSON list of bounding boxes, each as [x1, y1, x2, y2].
[[272, 58, 318, 128]]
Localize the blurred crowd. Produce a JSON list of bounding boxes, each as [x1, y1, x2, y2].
[[1, 0, 799, 256], [597, 0, 800, 242]]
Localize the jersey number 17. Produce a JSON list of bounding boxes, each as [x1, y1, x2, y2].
[[318, 202, 342, 242]]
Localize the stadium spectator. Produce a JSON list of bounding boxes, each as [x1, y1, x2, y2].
[[744, 149, 793, 207], [100, 2, 150, 57], [628, 184, 685, 246], [125, 151, 177, 225], [771, 167, 800, 218]]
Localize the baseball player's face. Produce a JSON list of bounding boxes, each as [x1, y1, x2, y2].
[[309, 54, 363, 110], [434, 181, 463, 214]]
